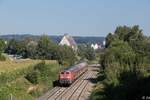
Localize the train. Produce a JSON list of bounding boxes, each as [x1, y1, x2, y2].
[[59, 62, 88, 86]]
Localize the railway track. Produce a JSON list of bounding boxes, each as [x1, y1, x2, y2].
[[38, 87, 61, 100], [38, 66, 98, 100], [76, 70, 97, 100], [38, 70, 88, 100], [55, 71, 93, 100]]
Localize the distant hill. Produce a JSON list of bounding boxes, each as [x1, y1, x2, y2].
[[0, 34, 105, 44]]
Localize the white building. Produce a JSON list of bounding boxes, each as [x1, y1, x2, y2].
[[91, 43, 102, 50], [59, 34, 78, 51], [103, 40, 106, 46]]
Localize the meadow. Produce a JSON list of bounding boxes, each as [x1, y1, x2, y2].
[[0, 59, 56, 73]]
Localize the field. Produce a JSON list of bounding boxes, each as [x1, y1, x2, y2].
[[0, 59, 57, 73]]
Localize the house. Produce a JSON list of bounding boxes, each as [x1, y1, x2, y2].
[[103, 40, 106, 46], [91, 43, 102, 50], [59, 34, 78, 51]]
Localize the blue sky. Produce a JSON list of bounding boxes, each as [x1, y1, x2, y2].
[[0, 0, 150, 36]]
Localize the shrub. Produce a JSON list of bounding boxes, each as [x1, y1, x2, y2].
[[25, 70, 40, 84], [0, 54, 6, 61]]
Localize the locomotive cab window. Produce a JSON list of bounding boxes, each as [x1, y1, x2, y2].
[[66, 72, 70, 74]]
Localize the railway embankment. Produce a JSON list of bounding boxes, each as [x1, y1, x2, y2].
[[0, 60, 60, 100]]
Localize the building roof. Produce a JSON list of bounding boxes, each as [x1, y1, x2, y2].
[[65, 34, 77, 46], [59, 34, 77, 47]]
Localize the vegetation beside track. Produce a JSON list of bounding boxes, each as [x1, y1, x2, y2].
[[0, 59, 60, 100], [90, 25, 150, 100]]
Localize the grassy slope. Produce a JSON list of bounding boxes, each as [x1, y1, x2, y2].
[[0, 59, 59, 100]]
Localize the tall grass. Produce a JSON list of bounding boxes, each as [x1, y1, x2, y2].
[[0, 59, 56, 73]]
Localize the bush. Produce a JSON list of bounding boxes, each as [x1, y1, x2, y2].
[[25, 70, 40, 84], [24, 61, 60, 97], [0, 54, 6, 61], [25, 61, 52, 85]]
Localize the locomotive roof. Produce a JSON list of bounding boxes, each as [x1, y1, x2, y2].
[[64, 65, 75, 71]]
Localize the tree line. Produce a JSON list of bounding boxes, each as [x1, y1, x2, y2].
[[0, 35, 96, 66], [91, 25, 150, 100]]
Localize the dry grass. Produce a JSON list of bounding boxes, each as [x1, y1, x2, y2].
[[0, 59, 57, 73]]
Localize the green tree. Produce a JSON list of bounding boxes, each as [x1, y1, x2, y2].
[[0, 39, 6, 61], [91, 25, 150, 100], [0, 39, 6, 53], [5, 39, 18, 54], [53, 45, 76, 66], [105, 33, 117, 48], [36, 35, 55, 59], [85, 46, 95, 60], [26, 41, 37, 59], [78, 44, 95, 61]]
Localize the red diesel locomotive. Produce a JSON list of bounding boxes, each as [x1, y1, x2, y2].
[[59, 62, 88, 85]]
